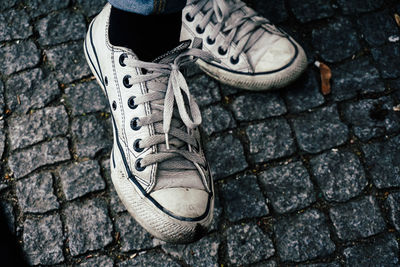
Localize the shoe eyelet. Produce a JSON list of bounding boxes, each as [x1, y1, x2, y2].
[[119, 53, 127, 67], [130, 117, 141, 131], [123, 75, 132, 88], [196, 25, 205, 34], [218, 46, 227, 55], [185, 13, 194, 22], [230, 56, 239, 65], [128, 96, 138, 109], [133, 139, 144, 152], [104, 76, 108, 86], [135, 158, 146, 171], [206, 36, 215, 45], [112, 101, 117, 110]]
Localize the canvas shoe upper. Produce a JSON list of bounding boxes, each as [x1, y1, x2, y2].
[[181, 0, 308, 90], [84, 3, 215, 243]]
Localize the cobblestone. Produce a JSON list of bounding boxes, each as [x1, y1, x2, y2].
[[231, 92, 286, 121], [0, 120, 5, 159], [274, 209, 335, 262], [64, 81, 108, 116], [343, 234, 399, 266], [115, 213, 155, 252], [204, 134, 248, 180], [8, 106, 68, 150], [246, 119, 295, 162], [25, 0, 70, 18], [259, 161, 315, 214], [362, 135, 400, 188], [343, 96, 400, 141], [371, 44, 400, 79], [0, 41, 40, 75], [253, 0, 287, 23], [65, 199, 113, 256], [71, 114, 112, 158], [46, 41, 91, 83], [200, 104, 236, 135], [312, 18, 361, 62], [337, 0, 384, 14], [0, 80, 4, 115], [0, 0, 19, 11], [59, 160, 105, 201], [76, 0, 107, 17], [226, 224, 275, 266], [78, 256, 113, 267], [5, 68, 60, 114], [329, 196, 386, 241], [8, 137, 70, 179], [220, 173, 268, 221], [16, 172, 59, 213], [298, 263, 340, 267], [310, 150, 367, 202], [36, 11, 86, 46], [331, 57, 385, 101], [386, 192, 400, 232], [23, 214, 64, 265], [292, 105, 349, 153], [290, 0, 334, 23], [117, 251, 180, 267], [0, 201, 15, 233], [189, 75, 221, 106], [0, 9, 32, 42]]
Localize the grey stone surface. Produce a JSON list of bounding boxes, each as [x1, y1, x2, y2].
[[5, 68, 60, 114], [226, 224, 275, 266], [292, 105, 349, 153], [8, 138, 71, 178], [76, 0, 107, 17], [71, 115, 112, 158], [298, 263, 340, 267], [25, 0, 70, 18], [0, 41, 40, 75], [78, 256, 113, 267], [117, 251, 180, 267], [337, 0, 384, 14], [386, 192, 400, 232], [0, 80, 4, 115], [284, 71, 325, 112], [231, 92, 286, 121], [310, 150, 367, 202], [0, 0, 19, 10], [0, 120, 5, 159], [23, 214, 64, 265], [59, 160, 105, 201], [290, 0, 334, 23], [46, 41, 91, 83], [259, 161, 315, 214], [204, 134, 248, 180], [115, 213, 155, 252], [65, 199, 113, 256], [343, 234, 399, 266], [9, 106, 68, 150], [16, 172, 59, 213], [64, 81, 108, 116], [329, 196, 386, 241], [36, 11, 86, 46], [371, 44, 400, 79], [274, 209, 335, 262], [188, 75, 221, 107], [362, 135, 400, 189], [0, 201, 15, 233], [343, 96, 400, 141], [220, 173, 268, 221], [253, 0, 287, 23], [331, 57, 385, 101], [246, 119, 295, 162], [312, 18, 361, 62], [0, 9, 32, 42], [200, 104, 236, 135]]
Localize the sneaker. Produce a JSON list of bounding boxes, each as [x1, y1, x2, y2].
[[83, 3, 214, 243], [181, 0, 308, 91]]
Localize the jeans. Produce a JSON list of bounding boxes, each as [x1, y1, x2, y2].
[[108, 0, 187, 15]]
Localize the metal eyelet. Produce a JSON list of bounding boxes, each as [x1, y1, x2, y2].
[[206, 36, 215, 45], [135, 158, 146, 171], [128, 96, 138, 109], [104, 76, 108, 86], [230, 56, 239, 65], [130, 117, 141, 131], [119, 53, 127, 67], [218, 46, 227, 55], [112, 101, 117, 110], [133, 139, 144, 152], [185, 13, 194, 22], [196, 25, 205, 34], [123, 75, 132, 88]]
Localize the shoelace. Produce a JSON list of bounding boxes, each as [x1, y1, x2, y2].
[[123, 47, 216, 170], [187, 0, 284, 61]]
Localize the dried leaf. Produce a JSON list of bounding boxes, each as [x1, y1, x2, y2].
[[395, 13, 400, 27], [315, 61, 332, 95]]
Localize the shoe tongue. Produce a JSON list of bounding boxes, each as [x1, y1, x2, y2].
[[152, 40, 192, 64]]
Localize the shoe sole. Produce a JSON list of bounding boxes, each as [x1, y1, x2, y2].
[[83, 22, 214, 243]]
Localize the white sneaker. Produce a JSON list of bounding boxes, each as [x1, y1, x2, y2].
[[181, 0, 308, 91], [83, 3, 214, 243]]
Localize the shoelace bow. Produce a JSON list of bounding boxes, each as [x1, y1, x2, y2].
[[124, 48, 216, 169], [187, 0, 284, 60]]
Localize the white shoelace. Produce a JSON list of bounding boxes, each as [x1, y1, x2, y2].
[[123, 46, 216, 169]]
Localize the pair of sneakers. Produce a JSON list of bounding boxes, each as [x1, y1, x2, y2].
[[84, 0, 307, 243]]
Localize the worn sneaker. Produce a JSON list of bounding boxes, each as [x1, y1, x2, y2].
[[83, 3, 215, 243], [181, 0, 308, 91]]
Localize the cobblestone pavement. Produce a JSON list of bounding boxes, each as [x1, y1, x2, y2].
[[0, 0, 400, 266]]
